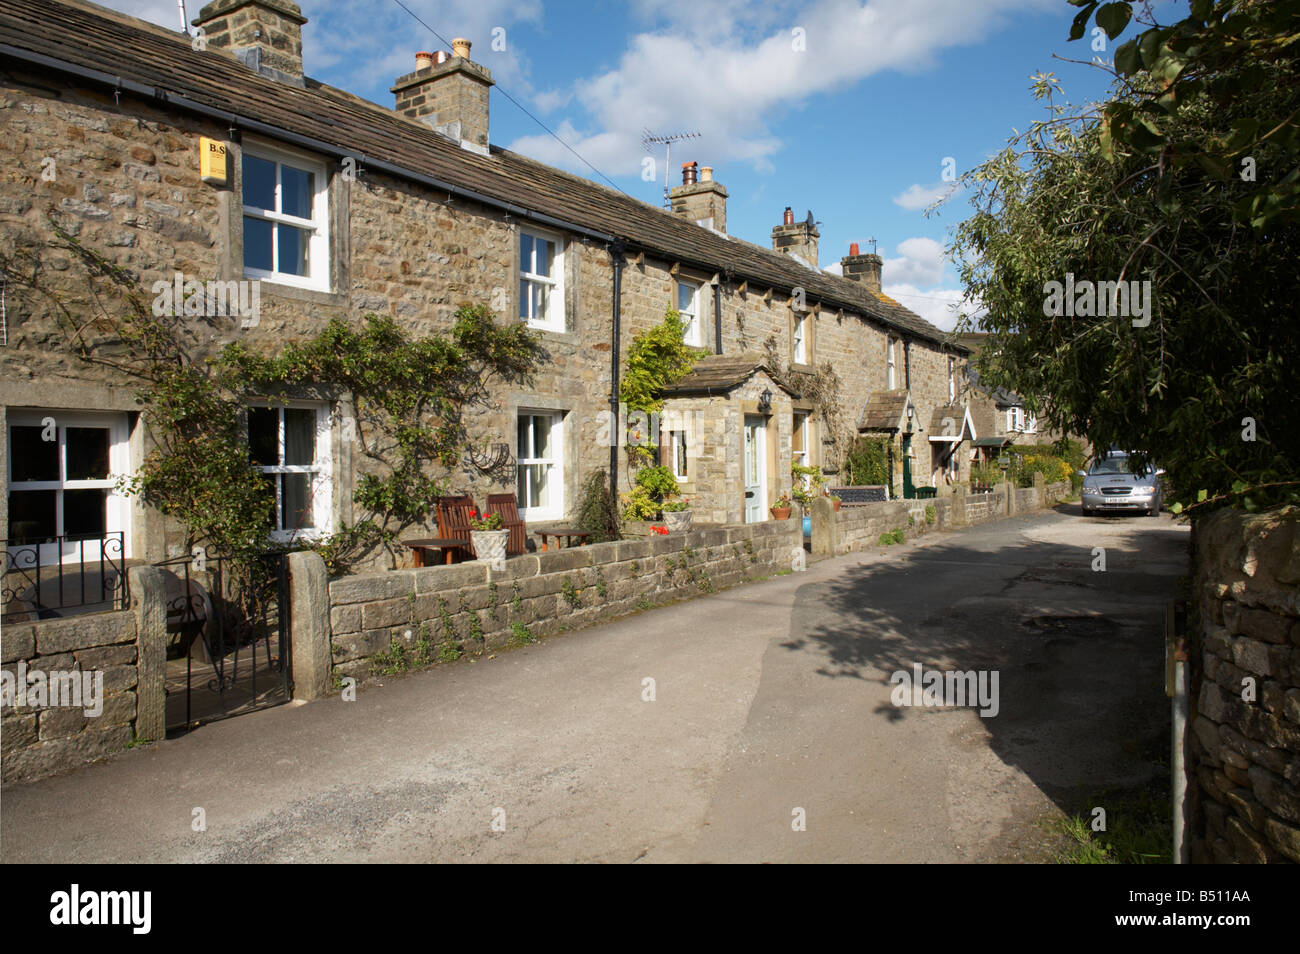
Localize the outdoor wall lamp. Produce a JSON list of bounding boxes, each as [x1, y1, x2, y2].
[[758, 388, 772, 413]]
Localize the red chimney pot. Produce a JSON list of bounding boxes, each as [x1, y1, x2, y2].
[[849, 242, 860, 256]]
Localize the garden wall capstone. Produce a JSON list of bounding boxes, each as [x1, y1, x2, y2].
[[319, 518, 804, 682], [0, 565, 167, 783], [1187, 504, 1300, 864]]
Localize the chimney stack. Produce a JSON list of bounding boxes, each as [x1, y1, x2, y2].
[[669, 161, 728, 233], [391, 40, 494, 155], [771, 207, 819, 267], [841, 242, 883, 294], [193, 0, 307, 86]]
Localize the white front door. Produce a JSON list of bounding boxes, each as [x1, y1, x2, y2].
[[743, 415, 765, 523]]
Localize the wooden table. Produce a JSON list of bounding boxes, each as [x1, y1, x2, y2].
[[533, 528, 592, 551], [403, 537, 470, 567]]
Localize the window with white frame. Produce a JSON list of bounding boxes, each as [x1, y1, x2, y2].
[[7, 411, 130, 558], [248, 403, 331, 540], [948, 357, 956, 403], [669, 429, 688, 480], [793, 411, 811, 478], [1007, 406, 1037, 432], [242, 144, 330, 290], [517, 410, 563, 518], [793, 314, 806, 364], [677, 281, 701, 346], [887, 337, 897, 389], [520, 230, 564, 331]]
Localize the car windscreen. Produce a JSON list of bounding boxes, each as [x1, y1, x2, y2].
[[1089, 457, 1152, 476]]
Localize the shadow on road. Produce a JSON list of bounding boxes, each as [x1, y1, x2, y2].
[[780, 515, 1188, 832]]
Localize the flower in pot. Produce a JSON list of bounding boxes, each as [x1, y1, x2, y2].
[[661, 497, 693, 533], [467, 509, 509, 571], [770, 493, 793, 520], [827, 491, 842, 512]]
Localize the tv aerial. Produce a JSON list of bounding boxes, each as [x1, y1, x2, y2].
[[642, 129, 701, 209]]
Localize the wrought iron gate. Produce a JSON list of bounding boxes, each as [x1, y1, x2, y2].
[[156, 549, 293, 733]]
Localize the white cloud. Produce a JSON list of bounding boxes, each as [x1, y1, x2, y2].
[[92, 0, 545, 104], [881, 285, 970, 332], [506, 0, 1043, 174], [892, 181, 961, 211], [883, 236, 945, 287]]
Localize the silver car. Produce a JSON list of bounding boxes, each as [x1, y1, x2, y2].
[[1079, 452, 1165, 517]]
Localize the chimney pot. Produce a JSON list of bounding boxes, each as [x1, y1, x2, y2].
[[452, 37, 472, 59], [392, 37, 494, 152], [681, 161, 698, 186], [700, 166, 713, 182], [783, 206, 794, 226], [849, 241, 860, 256]]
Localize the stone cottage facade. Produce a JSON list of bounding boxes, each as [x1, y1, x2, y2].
[[0, 0, 968, 574]]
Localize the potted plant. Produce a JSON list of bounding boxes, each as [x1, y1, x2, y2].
[[826, 491, 842, 512], [661, 497, 693, 533], [467, 509, 509, 570], [770, 493, 792, 520]]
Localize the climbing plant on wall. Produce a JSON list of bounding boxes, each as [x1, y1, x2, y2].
[[4, 214, 542, 573], [761, 332, 848, 474], [619, 308, 704, 468]]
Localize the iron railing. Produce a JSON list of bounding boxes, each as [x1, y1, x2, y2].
[[2, 531, 128, 622]]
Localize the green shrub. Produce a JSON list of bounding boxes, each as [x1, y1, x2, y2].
[[575, 470, 621, 542], [844, 436, 891, 486], [925, 505, 936, 525], [635, 465, 680, 499]]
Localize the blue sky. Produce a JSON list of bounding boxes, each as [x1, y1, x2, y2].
[[101, 0, 1184, 330]]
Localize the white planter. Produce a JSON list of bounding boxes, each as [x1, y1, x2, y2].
[[662, 510, 693, 533], [470, 529, 509, 571]]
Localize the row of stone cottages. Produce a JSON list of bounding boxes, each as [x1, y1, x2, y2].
[[0, 0, 988, 579]]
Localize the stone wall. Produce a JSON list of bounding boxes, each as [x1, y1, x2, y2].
[[1, 565, 167, 783], [320, 519, 804, 682], [811, 480, 1069, 556], [1187, 504, 1300, 864]]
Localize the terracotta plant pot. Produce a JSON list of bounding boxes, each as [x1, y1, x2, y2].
[[832, 498, 842, 512], [662, 509, 693, 533], [770, 507, 792, 520], [469, 529, 509, 571]]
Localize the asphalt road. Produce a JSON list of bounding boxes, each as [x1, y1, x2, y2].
[[0, 503, 1189, 863]]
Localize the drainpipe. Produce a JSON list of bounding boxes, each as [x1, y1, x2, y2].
[[904, 338, 912, 391], [609, 241, 625, 497], [713, 280, 723, 355]]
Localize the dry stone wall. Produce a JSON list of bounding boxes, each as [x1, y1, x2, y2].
[[325, 519, 803, 683], [1188, 505, 1300, 863]]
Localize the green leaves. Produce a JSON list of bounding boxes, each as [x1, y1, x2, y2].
[[1095, 2, 1133, 40], [950, 3, 1300, 516]]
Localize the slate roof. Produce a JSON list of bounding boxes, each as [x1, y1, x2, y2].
[[660, 353, 792, 396], [0, 0, 966, 351], [857, 390, 909, 432]]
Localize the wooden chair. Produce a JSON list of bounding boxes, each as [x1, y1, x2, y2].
[[485, 493, 528, 556], [435, 495, 478, 561]]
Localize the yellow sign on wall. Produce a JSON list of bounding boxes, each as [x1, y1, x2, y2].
[[199, 137, 228, 185]]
